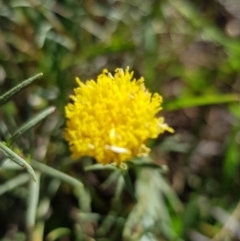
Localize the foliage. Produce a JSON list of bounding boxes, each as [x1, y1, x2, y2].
[[0, 0, 240, 241]]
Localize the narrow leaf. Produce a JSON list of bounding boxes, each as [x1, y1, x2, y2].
[[129, 160, 169, 173], [164, 94, 239, 111], [122, 171, 136, 202], [9, 106, 56, 142], [31, 160, 83, 188], [46, 228, 71, 241], [26, 172, 41, 234], [0, 173, 29, 195], [0, 73, 43, 106], [84, 163, 116, 171], [0, 142, 37, 182], [101, 170, 120, 189]]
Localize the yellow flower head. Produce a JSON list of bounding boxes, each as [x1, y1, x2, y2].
[[64, 67, 173, 166]]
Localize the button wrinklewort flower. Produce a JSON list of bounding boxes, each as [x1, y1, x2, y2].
[[64, 67, 174, 166]]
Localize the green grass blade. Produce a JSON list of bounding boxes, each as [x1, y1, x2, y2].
[[9, 106, 56, 143], [0, 142, 37, 182], [26, 172, 41, 239], [122, 171, 137, 202], [84, 163, 116, 171], [164, 94, 239, 111], [31, 160, 83, 188], [0, 73, 43, 106], [46, 228, 71, 241], [101, 170, 120, 189], [0, 173, 29, 195]]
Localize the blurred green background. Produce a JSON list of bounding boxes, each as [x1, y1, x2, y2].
[[0, 0, 240, 240]]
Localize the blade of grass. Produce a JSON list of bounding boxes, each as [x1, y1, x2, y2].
[[101, 170, 120, 189], [31, 160, 83, 188], [84, 163, 116, 171], [0, 73, 43, 106], [115, 174, 125, 199], [0, 142, 37, 182], [97, 213, 117, 237], [74, 186, 91, 212], [0, 173, 29, 195], [9, 106, 56, 143], [121, 171, 136, 202], [26, 172, 41, 240], [129, 159, 169, 173], [46, 228, 71, 241], [164, 94, 239, 111]]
